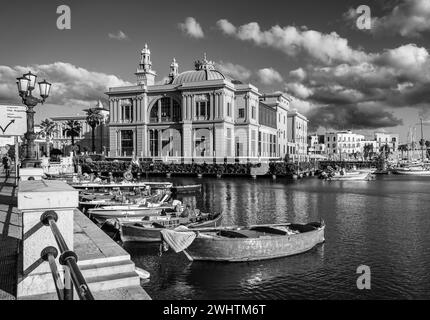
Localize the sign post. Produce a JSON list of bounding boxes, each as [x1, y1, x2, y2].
[[0, 104, 27, 180]]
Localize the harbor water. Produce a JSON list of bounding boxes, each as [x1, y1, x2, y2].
[[122, 175, 430, 300]]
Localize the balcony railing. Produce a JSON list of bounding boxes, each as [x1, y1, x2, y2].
[[40, 210, 94, 300]]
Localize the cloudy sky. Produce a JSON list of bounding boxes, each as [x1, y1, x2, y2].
[[1, 0, 430, 142]]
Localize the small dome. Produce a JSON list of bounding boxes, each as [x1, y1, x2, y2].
[[172, 69, 226, 85]]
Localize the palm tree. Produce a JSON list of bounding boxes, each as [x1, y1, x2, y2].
[[64, 120, 82, 151], [86, 108, 103, 153], [363, 144, 373, 160], [39, 118, 57, 158]]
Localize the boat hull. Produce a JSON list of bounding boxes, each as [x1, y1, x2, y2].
[[328, 172, 372, 181], [184, 226, 325, 262], [88, 207, 167, 224], [393, 170, 430, 176]]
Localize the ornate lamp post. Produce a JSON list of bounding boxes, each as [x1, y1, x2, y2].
[[16, 71, 52, 167]]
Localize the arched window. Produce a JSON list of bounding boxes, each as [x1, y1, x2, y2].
[[149, 97, 182, 123]]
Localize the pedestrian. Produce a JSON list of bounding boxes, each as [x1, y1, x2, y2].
[[2, 155, 11, 178]]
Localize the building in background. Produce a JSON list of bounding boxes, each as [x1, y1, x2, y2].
[[325, 130, 365, 158], [287, 110, 308, 157], [106, 45, 296, 161], [43, 115, 109, 156], [374, 132, 399, 152], [259, 92, 291, 158], [308, 134, 326, 155]]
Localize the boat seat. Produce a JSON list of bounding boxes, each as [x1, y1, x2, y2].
[[219, 230, 262, 238], [249, 226, 288, 235], [288, 224, 317, 233], [219, 230, 250, 238]]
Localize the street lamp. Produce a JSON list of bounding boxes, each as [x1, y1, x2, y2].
[[17, 71, 52, 167]]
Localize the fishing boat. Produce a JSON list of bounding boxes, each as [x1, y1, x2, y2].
[[87, 194, 181, 223], [171, 184, 202, 194], [118, 212, 223, 243], [328, 171, 374, 181], [79, 191, 171, 210], [160, 221, 325, 262], [71, 181, 173, 190], [392, 164, 430, 176]]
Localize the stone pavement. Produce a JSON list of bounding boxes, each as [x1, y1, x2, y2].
[[0, 171, 20, 300]]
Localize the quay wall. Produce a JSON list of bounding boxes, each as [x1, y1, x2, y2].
[[80, 160, 319, 178]]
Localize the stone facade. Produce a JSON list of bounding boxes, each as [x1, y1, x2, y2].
[[106, 45, 295, 161]]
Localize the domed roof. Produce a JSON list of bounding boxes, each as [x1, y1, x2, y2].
[[172, 69, 226, 85], [171, 54, 228, 85]]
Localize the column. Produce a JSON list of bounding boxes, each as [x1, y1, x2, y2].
[[214, 93, 219, 119], [209, 127, 214, 157], [182, 95, 187, 121], [244, 94, 249, 122], [117, 130, 121, 156], [132, 98, 137, 123], [189, 95, 194, 121], [116, 99, 121, 123], [210, 94, 214, 120], [219, 93, 224, 119], [109, 99, 114, 122], [158, 129, 162, 157]]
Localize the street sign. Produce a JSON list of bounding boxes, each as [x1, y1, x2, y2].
[[0, 104, 27, 136]]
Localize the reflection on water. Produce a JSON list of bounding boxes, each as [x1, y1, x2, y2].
[[123, 175, 430, 299]]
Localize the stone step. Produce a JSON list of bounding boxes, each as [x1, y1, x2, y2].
[[77, 253, 131, 267], [79, 259, 136, 279], [85, 271, 140, 292]]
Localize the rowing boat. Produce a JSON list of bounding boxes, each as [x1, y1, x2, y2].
[[119, 212, 223, 243], [160, 221, 325, 262]]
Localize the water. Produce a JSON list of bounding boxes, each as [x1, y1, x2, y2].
[[121, 175, 430, 300]]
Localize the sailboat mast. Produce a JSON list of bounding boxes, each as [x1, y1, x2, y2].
[[421, 118, 425, 162]]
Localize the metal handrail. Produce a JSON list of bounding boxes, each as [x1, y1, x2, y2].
[[40, 246, 64, 300], [40, 210, 94, 300]]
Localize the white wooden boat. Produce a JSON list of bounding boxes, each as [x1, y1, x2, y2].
[[160, 222, 325, 262], [328, 171, 373, 181]]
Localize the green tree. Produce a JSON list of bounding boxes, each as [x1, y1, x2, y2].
[[363, 144, 373, 160], [86, 108, 103, 153], [64, 120, 82, 151], [39, 118, 57, 158]]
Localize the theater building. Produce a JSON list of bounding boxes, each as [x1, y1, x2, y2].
[[106, 45, 293, 161]]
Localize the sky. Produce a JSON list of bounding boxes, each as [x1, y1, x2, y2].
[[1, 0, 430, 143]]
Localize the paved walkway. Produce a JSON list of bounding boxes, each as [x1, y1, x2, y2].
[[0, 171, 20, 300]]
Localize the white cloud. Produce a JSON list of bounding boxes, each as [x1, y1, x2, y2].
[[0, 62, 133, 120], [217, 61, 252, 81], [372, 0, 430, 37], [108, 30, 129, 40], [178, 17, 205, 39], [216, 19, 237, 35], [217, 19, 368, 64], [289, 68, 307, 82], [257, 68, 283, 85], [285, 82, 314, 99]]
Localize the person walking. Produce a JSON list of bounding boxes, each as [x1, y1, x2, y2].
[[2, 155, 11, 179]]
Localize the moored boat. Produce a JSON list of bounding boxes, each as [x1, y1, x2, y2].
[[119, 211, 223, 243], [171, 184, 202, 194], [72, 181, 173, 190], [392, 165, 430, 176], [160, 221, 325, 262], [87, 197, 182, 224], [328, 171, 374, 181]]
